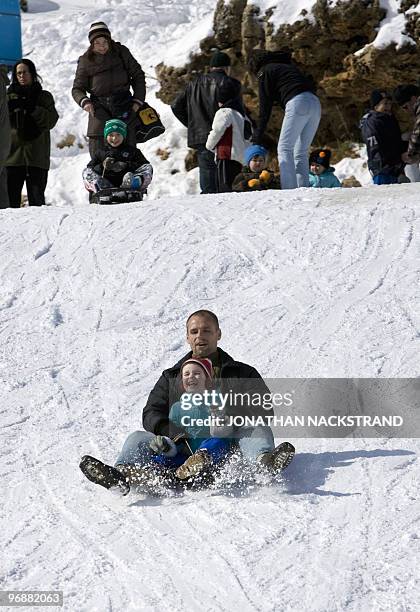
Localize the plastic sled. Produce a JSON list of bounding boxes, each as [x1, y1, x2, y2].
[[90, 187, 144, 205]]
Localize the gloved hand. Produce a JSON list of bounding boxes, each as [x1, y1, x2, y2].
[[259, 170, 271, 183], [131, 175, 142, 190], [149, 435, 177, 457], [8, 96, 24, 113], [248, 178, 260, 189]]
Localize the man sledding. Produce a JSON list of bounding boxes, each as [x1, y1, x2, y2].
[[82, 118, 153, 204], [80, 310, 295, 496]]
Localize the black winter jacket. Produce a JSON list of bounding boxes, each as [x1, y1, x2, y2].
[[360, 111, 405, 177], [87, 142, 149, 187], [171, 71, 242, 148], [142, 348, 273, 438], [254, 63, 316, 143]]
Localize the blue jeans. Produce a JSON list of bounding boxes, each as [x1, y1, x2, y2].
[[278, 92, 321, 189], [373, 174, 398, 185], [115, 427, 274, 467]]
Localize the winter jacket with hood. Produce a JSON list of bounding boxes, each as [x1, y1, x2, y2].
[[309, 167, 341, 188], [407, 97, 420, 163], [360, 110, 405, 176], [72, 42, 146, 137], [142, 348, 273, 439], [5, 81, 58, 170], [206, 98, 251, 163], [87, 142, 151, 187], [171, 71, 242, 148]]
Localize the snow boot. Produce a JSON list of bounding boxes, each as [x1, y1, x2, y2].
[[257, 442, 295, 472], [175, 450, 212, 481], [117, 463, 178, 493], [79, 455, 130, 495]]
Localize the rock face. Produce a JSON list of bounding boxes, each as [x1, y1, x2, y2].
[[157, 0, 420, 161]]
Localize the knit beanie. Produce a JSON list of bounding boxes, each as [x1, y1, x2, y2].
[[309, 148, 331, 169], [88, 22, 111, 44], [244, 144, 268, 166], [104, 118, 127, 139], [181, 358, 213, 380], [217, 79, 241, 104], [370, 89, 391, 109], [393, 84, 420, 107], [210, 51, 231, 68]]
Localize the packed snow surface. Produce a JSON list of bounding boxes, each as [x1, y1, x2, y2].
[[1, 184, 419, 611], [1, 2, 419, 610]]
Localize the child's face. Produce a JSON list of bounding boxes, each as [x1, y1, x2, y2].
[[106, 132, 124, 147], [374, 98, 392, 114], [310, 163, 326, 175], [249, 155, 266, 172], [182, 365, 207, 393]]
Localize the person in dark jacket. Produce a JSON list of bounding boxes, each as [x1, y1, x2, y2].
[[360, 90, 406, 185], [393, 84, 420, 167], [78, 310, 295, 494], [0, 65, 11, 208], [82, 118, 153, 198], [249, 49, 321, 190], [5, 59, 58, 207], [171, 51, 243, 194], [232, 144, 281, 192], [72, 21, 146, 158]]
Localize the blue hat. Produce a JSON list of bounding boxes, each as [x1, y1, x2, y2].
[[244, 145, 267, 166]]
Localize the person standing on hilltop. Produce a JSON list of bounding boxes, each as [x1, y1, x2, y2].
[[72, 22, 145, 158], [4, 59, 58, 208], [249, 49, 321, 190], [171, 51, 244, 194], [0, 65, 11, 208]]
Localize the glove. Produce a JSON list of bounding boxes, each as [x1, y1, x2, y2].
[[259, 170, 271, 183], [149, 435, 177, 457], [8, 96, 24, 113], [248, 178, 260, 189], [131, 175, 142, 190]]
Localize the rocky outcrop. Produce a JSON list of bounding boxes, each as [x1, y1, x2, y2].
[[157, 0, 420, 162]]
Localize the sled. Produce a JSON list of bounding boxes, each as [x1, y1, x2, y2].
[[90, 187, 144, 206]]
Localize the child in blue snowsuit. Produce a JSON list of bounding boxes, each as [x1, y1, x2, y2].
[[149, 357, 232, 480], [309, 148, 341, 188]]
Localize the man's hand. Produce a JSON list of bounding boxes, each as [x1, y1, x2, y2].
[[149, 435, 175, 455]]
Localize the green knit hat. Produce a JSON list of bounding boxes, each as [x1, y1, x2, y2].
[[104, 119, 127, 139]]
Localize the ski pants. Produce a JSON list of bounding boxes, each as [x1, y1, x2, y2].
[[277, 91, 321, 189], [216, 159, 242, 193], [6, 166, 48, 207], [115, 426, 274, 467]]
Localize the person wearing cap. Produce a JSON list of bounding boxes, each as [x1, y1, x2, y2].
[[309, 149, 341, 188], [80, 355, 233, 493], [82, 117, 152, 199], [232, 144, 281, 192], [0, 65, 11, 208], [248, 49, 320, 190], [360, 89, 406, 185], [171, 50, 243, 194], [393, 84, 420, 177], [4, 59, 58, 207], [72, 21, 145, 158], [205, 78, 252, 192], [79, 309, 294, 495]]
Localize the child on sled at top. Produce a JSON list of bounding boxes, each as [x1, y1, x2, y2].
[[82, 118, 153, 198], [232, 144, 281, 192]]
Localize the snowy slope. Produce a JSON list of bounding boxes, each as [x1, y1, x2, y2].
[[1, 184, 419, 611], [1, 2, 419, 611]]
